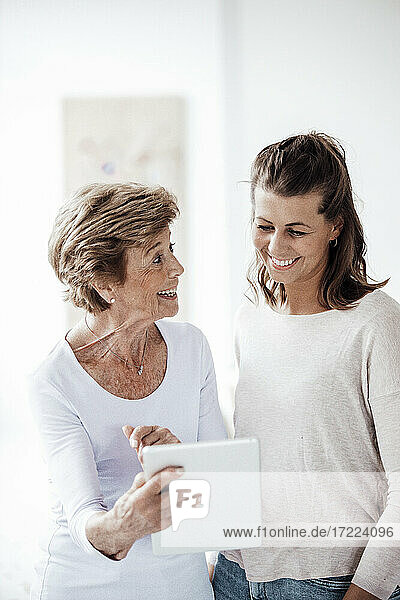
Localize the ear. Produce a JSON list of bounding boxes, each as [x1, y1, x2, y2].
[[92, 279, 115, 304], [332, 215, 344, 235]]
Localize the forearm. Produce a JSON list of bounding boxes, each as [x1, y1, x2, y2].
[[85, 510, 135, 561]]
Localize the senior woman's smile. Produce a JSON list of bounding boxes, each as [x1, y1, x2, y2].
[[157, 287, 177, 299]]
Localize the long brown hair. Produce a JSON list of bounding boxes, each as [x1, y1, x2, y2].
[[247, 131, 389, 310]]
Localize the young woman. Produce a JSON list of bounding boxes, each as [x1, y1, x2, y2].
[[213, 133, 400, 600]]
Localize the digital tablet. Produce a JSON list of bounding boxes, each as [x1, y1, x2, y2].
[[142, 438, 262, 555]]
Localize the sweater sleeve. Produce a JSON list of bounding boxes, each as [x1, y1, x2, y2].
[[196, 333, 228, 442], [28, 374, 110, 557], [351, 308, 400, 599]]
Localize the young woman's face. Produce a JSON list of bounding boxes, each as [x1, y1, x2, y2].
[[252, 187, 341, 287]]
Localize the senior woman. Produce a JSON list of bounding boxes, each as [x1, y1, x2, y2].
[[212, 133, 400, 600], [28, 183, 227, 600]]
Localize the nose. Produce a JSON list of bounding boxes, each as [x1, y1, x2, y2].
[[267, 230, 289, 258], [169, 254, 184, 277]]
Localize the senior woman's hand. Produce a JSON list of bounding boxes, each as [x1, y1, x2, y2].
[[122, 424, 181, 466], [86, 425, 182, 560], [86, 465, 184, 560]]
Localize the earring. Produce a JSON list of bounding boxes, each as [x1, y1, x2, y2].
[[109, 298, 115, 304], [330, 238, 338, 248]]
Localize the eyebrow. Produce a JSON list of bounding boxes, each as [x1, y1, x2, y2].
[[256, 217, 312, 229], [144, 241, 162, 256]]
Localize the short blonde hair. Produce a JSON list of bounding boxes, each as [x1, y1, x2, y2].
[[48, 182, 179, 313]]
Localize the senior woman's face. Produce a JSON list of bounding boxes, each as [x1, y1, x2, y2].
[[115, 227, 184, 322]]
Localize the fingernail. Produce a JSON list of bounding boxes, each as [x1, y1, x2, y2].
[[175, 467, 184, 473], [130, 438, 138, 448]]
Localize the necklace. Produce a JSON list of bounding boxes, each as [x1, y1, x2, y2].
[[84, 313, 148, 375]]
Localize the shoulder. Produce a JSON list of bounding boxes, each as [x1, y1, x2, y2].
[[355, 290, 400, 329], [28, 337, 72, 394], [156, 319, 214, 372], [370, 289, 400, 314], [345, 291, 400, 358], [235, 296, 260, 320], [233, 297, 262, 334], [156, 318, 209, 349], [26, 338, 80, 418]]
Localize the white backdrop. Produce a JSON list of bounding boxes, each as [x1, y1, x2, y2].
[[0, 0, 399, 597]]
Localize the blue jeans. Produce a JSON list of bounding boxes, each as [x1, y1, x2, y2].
[[212, 553, 400, 599]]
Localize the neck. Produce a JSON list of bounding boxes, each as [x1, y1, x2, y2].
[[278, 271, 327, 315], [85, 309, 153, 364]]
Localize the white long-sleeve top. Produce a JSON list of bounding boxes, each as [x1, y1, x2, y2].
[[28, 319, 227, 600], [222, 289, 400, 600]]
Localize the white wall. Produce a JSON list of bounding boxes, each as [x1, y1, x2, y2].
[[1, 0, 399, 597]]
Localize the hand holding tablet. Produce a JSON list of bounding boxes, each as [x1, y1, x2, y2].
[[141, 438, 261, 555]]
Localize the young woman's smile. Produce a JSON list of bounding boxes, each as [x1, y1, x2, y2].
[[267, 253, 302, 270]]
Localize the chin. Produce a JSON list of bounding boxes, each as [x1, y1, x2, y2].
[[269, 272, 297, 285], [160, 304, 179, 320]]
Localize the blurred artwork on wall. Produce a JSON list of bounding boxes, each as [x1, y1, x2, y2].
[[62, 96, 186, 327]]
